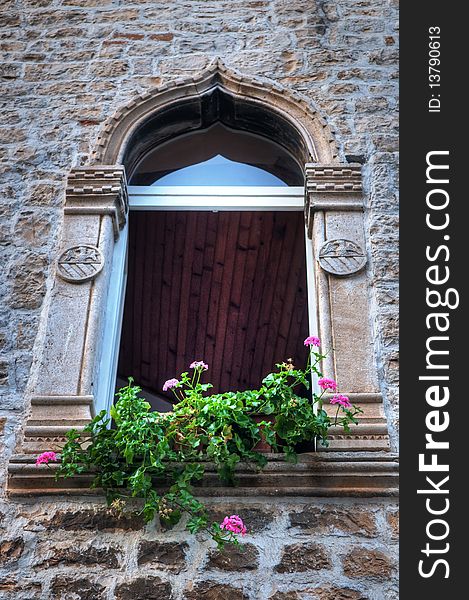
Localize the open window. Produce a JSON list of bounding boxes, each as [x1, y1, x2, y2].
[[110, 124, 316, 412]]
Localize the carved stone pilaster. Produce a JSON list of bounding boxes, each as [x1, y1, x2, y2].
[[20, 166, 128, 453], [304, 164, 390, 451]]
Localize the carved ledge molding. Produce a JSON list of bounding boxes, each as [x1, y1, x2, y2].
[[8, 452, 398, 497], [304, 163, 387, 454]]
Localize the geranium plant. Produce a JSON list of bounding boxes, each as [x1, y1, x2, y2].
[[47, 337, 361, 547]]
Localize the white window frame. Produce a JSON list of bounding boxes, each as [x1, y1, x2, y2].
[[97, 185, 319, 415]]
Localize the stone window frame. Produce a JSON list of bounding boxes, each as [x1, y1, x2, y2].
[[8, 60, 397, 497]]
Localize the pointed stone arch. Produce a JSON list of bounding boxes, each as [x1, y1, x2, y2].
[[90, 59, 340, 174], [9, 56, 394, 483]]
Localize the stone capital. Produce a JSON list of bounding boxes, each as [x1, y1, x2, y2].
[[305, 164, 363, 194], [65, 166, 129, 238], [305, 164, 363, 237]]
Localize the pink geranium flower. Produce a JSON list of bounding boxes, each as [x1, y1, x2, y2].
[[35, 451, 58, 466], [330, 394, 352, 409], [163, 378, 179, 391], [220, 514, 247, 536], [189, 360, 209, 371], [304, 336, 321, 347], [318, 377, 338, 391]]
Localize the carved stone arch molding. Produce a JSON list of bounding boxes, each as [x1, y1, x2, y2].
[[9, 60, 396, 496], [90, 58, 340, 170]]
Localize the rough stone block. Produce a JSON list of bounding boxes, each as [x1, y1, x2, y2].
[[275, 543, 331, 573], [313, 587, 368, 600], [14, 317, 39, 351], [150, 33, 174, 42], [40, 508, 145, 532], [50, 576, 106, 600], [62, 0, 116, 7], [0, 129, 27, 144], [0, 206, 12, 245], [270, 589, 367, 600], [0, 577, 42, 598], [35, 543, 121, 569], [9, 252, 47, 309], [13, 211, 52, 246], [269, 593, 301, 600], [0, 361, 8, 386], [343, 546, 394, 580], [0, 538, 24, 565], [207, 543, 259, 571], [206, 505, 274, 533], [184, 581, 248, 600], [386, 509, 399, 540], [289, 505, 378, 537], [89, 60, 130, 77], [137, 540, 188, 573], [115, 577, 173, 600]]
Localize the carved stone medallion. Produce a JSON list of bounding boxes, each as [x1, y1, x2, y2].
[[318, 239, 366, 277], [57, 245, 104, 283]]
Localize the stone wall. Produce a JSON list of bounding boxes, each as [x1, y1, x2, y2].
[[0, 497, 398, 599], [1, 0, 398, 597], [0, 0, 399, 449]]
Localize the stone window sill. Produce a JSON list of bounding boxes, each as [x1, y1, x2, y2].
[[8, 451, 398, 498]]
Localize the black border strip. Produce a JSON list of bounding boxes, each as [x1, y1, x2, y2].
[[400, 3, 465, 595]]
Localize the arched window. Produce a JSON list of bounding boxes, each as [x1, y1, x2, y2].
[[110, 124, 316, 413], [13, 63, 391, 469]]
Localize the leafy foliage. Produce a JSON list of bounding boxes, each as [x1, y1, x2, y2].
[[56, 345, 361, 547]]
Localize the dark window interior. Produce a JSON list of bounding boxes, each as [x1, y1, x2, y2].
[[117, 210, 309, 410], [130, 123, 304, 186]]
